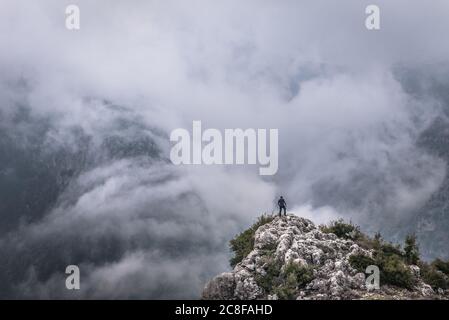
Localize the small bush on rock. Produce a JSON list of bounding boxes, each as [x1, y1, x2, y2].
[[273, 262, 314, 300], [320, 219, 361, 240], [420, 261, 449, 290], [349, 236, 416, 289], [349, 252, 415, 289], [256, 258, 314, 299], [255, 256, 283, 292], [229, 214, 275, 267], [378, 254, 416, 289], [378, 242, 404, 258], [432, 259, 449, 276], [349, 254, 376, 273]]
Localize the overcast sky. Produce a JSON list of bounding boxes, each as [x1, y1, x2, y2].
[[1, 0, 449, 298]]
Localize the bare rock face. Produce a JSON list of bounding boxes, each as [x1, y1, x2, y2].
[[202, 215, 446, 300], [202, 272, 236, 300]]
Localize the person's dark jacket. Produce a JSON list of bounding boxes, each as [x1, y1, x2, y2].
[[278, 198, 286, 207]]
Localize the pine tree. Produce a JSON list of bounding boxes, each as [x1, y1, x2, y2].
[[404, 233, 420, 265]]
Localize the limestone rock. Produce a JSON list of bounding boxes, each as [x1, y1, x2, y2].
[[202, 215, 447, 300]]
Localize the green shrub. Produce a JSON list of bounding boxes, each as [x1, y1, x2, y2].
[[229, 215, 274, 267], [350, 252, 415, 289], [255, 256, 283, 292], [378, 242, 403, 258], [273, 273, 298, 300], [349, 254, 376, 273], [419, 259, 449, 290], [432, 259, 449, 276], [378, 254, 416, 289], [354, 233, 381, 251], [374, 232, 382, 243], [260, 241, 278, 252], [256, 259, 314, 299], [272, 262, 314, 300], [404, 234, 420, 265], [320, 219, 362, 240], [283, 262, 314, 288], [420, 261, 449, 290]]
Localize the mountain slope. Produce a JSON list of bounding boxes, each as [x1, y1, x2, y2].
[[203, 215, 447, 300]]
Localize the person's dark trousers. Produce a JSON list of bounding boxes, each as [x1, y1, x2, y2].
[[279, 206, 286, 216]]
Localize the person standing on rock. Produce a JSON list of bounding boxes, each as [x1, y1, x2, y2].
[[278, 196, 287, 217]]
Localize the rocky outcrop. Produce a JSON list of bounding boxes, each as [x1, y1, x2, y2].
[[202, 215, 447, 300]]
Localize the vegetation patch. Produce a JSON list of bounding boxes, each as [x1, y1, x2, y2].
[[323, 220, 421, 289], [432, 259, 449, 276], [378, 254, 416, 289], [255, 256, 283, 292], [404, 234, 420, 265], [320, 219, 362, 240], [229, 215, 275, 267], [256, 258, 314, 300], [419, 260, 449, 290], [349, 254, 376, 273]]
